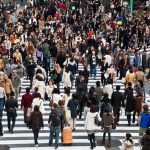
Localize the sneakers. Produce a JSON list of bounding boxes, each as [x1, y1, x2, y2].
[[35, 144, 38, 148], [107, 143, 111, 147]]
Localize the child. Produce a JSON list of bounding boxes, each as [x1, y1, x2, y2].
[[121, 133, 134, 150]]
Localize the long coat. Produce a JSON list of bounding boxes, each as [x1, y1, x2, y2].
[[67, 98, 79, 119]]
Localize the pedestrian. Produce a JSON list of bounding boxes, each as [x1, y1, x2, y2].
[[0, 84, 6, 118], [141, 128, 150, 150], [111, 85, 124, 125], [95, 81, 104, 103], [30, 105, 44, 148], [67, 93, 79, 131], [21, 87, 33, 124], [121, 133, 134, 150], [5, 91, 18, 134], [85, 105, 101, 150], [11, 70, 21, 100], [124, 83, 135, 126], [139, 105, 150, 141], [48, 103, 63, 150], [102, 108, 114, 147]]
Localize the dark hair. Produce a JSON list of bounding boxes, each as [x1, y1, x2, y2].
[[90, 105, 96, 113], [64, 87, 70, 96], [53, 103, 58, 109], [34, 105, 39, 112], [65, 66, 69, 73], [146, 128, 150, 135], [10, 91, 15, 97], [107, 79, 111, 84], [79, 70, 82, 75], [36, 68, 42, 74], [125, 133, 133, 144], [72, 93, 77, 99], [138, 80, 143, 87], [58, 100, 64, 106], [143, 105, 149, 114], [116, 85, 120, 91], [53, 88, 60, 94], [128, 82, 132, 87], [104, 93, 108, 98], [96, 81, 100, 87], [36, 93, 41, 98], [26, 87, 30, 92], [87, 101, 92, 108], [129, 69, 133, 73]]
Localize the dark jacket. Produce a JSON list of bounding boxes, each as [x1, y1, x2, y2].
[[5, 96, 18, 117], [141, 134, 150, 150], [111, 91, 124, 107], [67, 98, 79, 118], [30, 111, 43, 131], [48, 108, 62, 127], [124, 87, 135, 112]]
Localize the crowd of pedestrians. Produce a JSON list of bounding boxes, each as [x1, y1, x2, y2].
[[0, 0, 150, 150]]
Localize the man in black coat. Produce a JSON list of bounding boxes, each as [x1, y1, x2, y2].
[[5, 91, 18, 134], [111, 85, 124, 125]]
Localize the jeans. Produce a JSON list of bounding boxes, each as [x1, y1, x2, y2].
[[33, 130, 39, 145], [0, 98, 4, 118], [49, 126, 61, 149], [90, 64, 96, 78], [7, 115, 16, 131]]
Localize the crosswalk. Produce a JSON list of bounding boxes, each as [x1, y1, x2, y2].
[[0, 53, 150, 150]]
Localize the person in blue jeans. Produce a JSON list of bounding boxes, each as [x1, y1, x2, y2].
[[48, 103, 63, 150]]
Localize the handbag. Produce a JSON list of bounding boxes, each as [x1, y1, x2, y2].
[[9, 107, 16, 114], [94, 114, 101, 126], [112, 122, 116, 129]]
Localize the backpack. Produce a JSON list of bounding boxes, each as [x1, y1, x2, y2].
[[51, 110, 61, 125]]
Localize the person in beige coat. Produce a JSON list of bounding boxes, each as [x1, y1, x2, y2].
[[134, 67, 145, 83], [3, 74, 14, 99], [125, 69, 135, 88]]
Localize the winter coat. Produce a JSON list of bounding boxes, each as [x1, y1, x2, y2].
[[134, 95, 142, 114], [67, 98, 79, 118], [111, 91, 124, 107], [30, 111, 43, 132], [33, 80, 46, 99], [139, 112, 150, 129], [141, 134, 150, 150], [3, 77, 14, 94], [52, 93, 62, 105], [62, 71, 72, 88], [85, 112, 101, 131]]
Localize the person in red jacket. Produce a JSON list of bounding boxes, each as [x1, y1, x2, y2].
[[21, 87, 33, 124]]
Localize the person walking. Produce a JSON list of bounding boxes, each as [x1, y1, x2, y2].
[[102, 109, 114, 147], [5, 91, 18, 134], [30, 105, 44, 148], [67, 93, 79, 131], [111, 85, 124, 125], [141, 128, 150, 150], [85, 105, 101, 150], [21, 87, 33, 124], [48, 103, 63, 150], [124, 83, 135, 126], [11, 70, 21, 100], [0, 84, 6, 119]]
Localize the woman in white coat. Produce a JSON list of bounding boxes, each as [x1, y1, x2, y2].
[[85, 105, 101, 150], [33, 76, 46, 99], [32, 93, 45, 114], [62, 67, 72, 88]]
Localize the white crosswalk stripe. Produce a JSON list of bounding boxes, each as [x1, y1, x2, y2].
[[0, 53, 150, 150]]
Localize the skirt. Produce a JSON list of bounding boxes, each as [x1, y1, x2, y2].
[[104, 126, 112, 133]]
